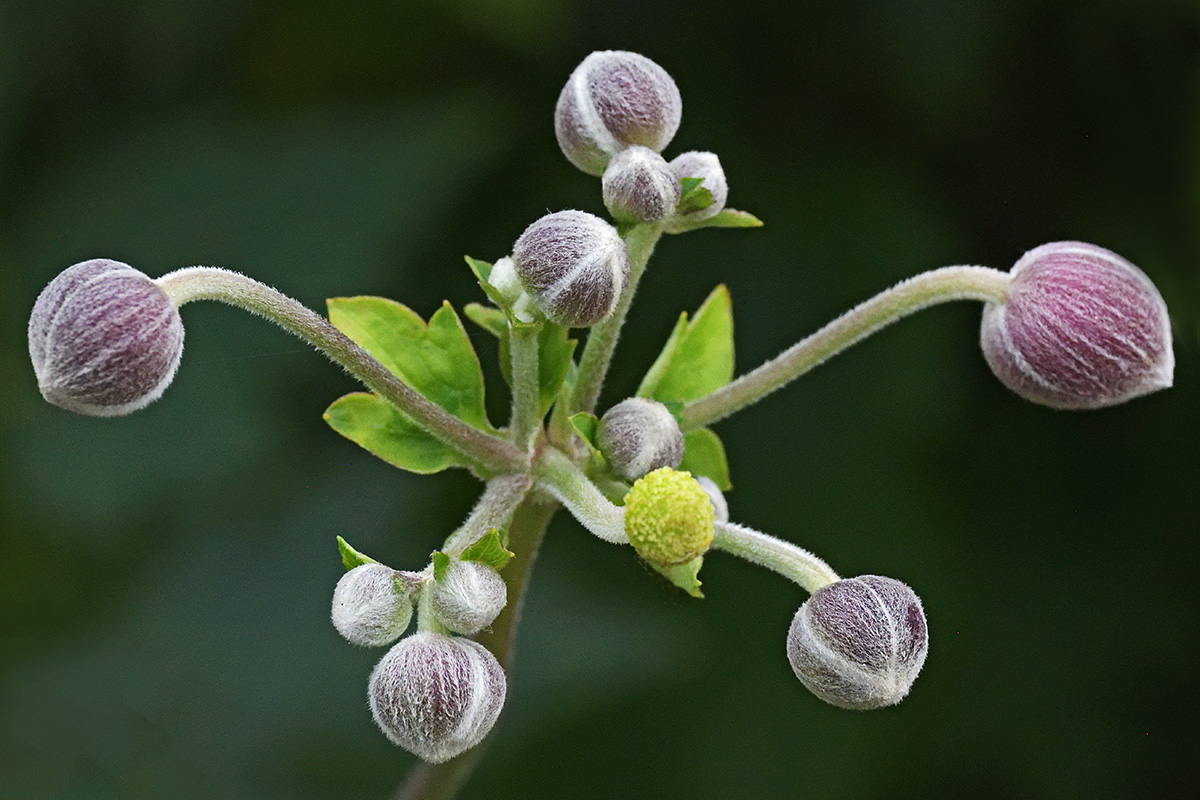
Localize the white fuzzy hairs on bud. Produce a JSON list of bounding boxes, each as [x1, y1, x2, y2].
[[602, 146, 681, 224], [431, 560, 508, 635], [596, 397, 684, 481], [666, 151, 728, 231], [369, 632, 507, 763], [331, 563, 414, 647]]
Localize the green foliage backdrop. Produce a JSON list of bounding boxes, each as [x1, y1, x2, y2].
[[2, 1, 1197, 798]]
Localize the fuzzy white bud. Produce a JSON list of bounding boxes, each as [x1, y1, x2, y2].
[[431, 560, 507, 635], [331, 563, 414, 647], [596, 397, 684, 481], [666, 151, 728, 231], [369, 632, 507, 763], [602, 145, 681, 224]]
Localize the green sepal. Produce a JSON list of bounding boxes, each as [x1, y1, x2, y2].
[[464, 302, 507, 338], [498, 321, 577, 417], [680, 427, 731, 491], [431, 551, 451, 583], [459, 528, 515, 572], [327, 296, 495, 432], [465, 255, 514, 311], [676, 177, 715, 216], [324, 393, 468, 474], [666, 208, 763, 234], [649, 555, 705, 598], [337, 535, 379, 571], [638, 285, 734, 404], [569, 412, 606, 465]]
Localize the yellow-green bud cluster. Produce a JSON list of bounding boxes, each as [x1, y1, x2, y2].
[[623, 467, 715, 566]]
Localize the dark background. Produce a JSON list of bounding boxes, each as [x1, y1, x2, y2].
[[2, 1, 1198, 798]]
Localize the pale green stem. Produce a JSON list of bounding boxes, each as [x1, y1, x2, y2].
[[155, 267, 526, 476], [507, 323, 541, 452], [415, 581, 450, 635], [680, 266, 1012, 430], [569, 223, 663, 416], [442, 474, 534, 556], [710, 521, 839, 594], [532, 447, 627, 544]]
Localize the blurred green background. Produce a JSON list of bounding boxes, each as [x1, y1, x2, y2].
[[2, 1, 1198, 798]]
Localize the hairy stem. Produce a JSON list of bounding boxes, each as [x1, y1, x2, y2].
[[569, 223, 663, 416], [508, 324, 541, 452], [710, 521, 839, 594], [680, 266, 1011, 430], [155, 267, 526, 475], [533, 447, 627, 544], [393, 498, 558, 800], [443, 474, 534, 556]]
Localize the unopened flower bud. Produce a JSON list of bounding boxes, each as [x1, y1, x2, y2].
[[28, 259, 184, 416], [980, 242, 1173, 410], [431, 560, 507, 635], [512, 210, 630, 328], [331, 563, 414, 647], [602, 146, 681, 224], [623, 467, 714, 566], [369, 632, 507, 763], [666, 151, 728, 230], [695, 476, 729, 523], [555, 50, 683, 176], [596, 397, 684, 481], [786, 575, 928, 710]]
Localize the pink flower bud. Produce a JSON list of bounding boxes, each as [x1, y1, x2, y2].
[[667, 150, 727, 226], [28, 259, 184, 417], [555, 51, 683, 176], [980, 242, 1173, 410], [787, 575, 928, 710], [369, 632, 507, 763], [431, 560, 507, 636], [512, 210, 630, 328], [602, 146, 681, 224], [596, 397, 684, 481]]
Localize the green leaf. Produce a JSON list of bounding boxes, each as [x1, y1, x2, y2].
[[324, 392, 468, 474], [676, 179, 715, 216], [668, 208, 764, 234], [459, 529, 515, 572], [431, 551, 451, 582], [465, 255, 514, 310], [337, 535, 378, 571], [569, 412, 605, 464], [640, 285, 734, 404], [649, 555, 705, 598], [328, 296, 494, 432], [680, 427, 731, 491], [464, 302, 507, 338], [498, 321, 578, 416]]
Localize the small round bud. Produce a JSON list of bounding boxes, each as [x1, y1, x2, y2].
[[694, 476, 729, 523], [596, 397, 684, 481], [555, 50, 683, 176], [786, 575, 928, 710], [512, 210, 630, 328], [28, 259, 184, 416], [623, 467, 715, 566], [665, 151, 728, 232], [601, 146, 681, 224], [980, 242, 1173, 410], [331, 563, 414, 647], [486, 256, 523, 304], [369, 632, 507, 763], [431, 560, 507, 636]]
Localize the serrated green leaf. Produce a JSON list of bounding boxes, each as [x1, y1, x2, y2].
[[459, 529, 515, 572], [649, 555, 705, 598], [328, 296, 494, 432], [464, 302, 507, 338], [680, 428, 731, 491], [431, 551, 451, 582], [642, 285, 734, 404], [637, 313, 688, 399], [337, 535, 378, 571], [324, 392, 467, 474], [498, 321, 577, 416]]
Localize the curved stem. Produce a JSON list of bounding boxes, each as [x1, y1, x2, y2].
[[508, 323, 541, 452], [680, 266, 1012, 430], [532, 447, 627, 544], [155, 267, 526, 476], [443, 474, 533, 556], [569, 223, 663, 416], [393, 498, 558, 800], [710, 521, 839, 594]]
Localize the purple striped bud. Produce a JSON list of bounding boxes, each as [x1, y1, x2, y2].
[[602, 146, 681, 224], [786, 575, 928, 710], [369, 632, 507, 763], [596, 397, 684, 481], [555, 51, 683, 176], [28, 259, 184, 416], [512, 210, 630, 328], [980, 242, 1173, 410], [431, 560, 507, 636]]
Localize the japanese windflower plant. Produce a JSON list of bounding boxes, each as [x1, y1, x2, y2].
[[27, 49, 1174, 798]]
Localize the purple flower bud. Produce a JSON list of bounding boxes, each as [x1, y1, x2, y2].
[[602, 146, 681, 224], [786, 575, 928, 710], [331, 563, 414, 647], [980, 242, 1173, 410], [555, 50, 683, 176], [369, 632, 507, 763], [512, 210, 630, 328], [28, 259, 184, 416], [596, 397, 684, 481], [431, 560, 507, 636], [666, 151, 728, 230]]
